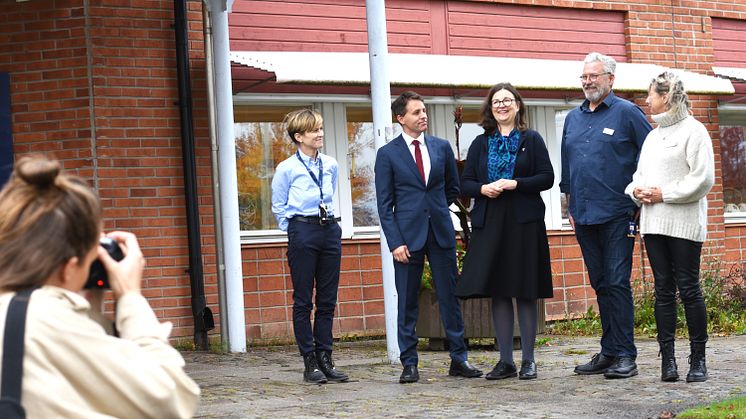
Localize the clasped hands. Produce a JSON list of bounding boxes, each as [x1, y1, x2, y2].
[[481, 179, 517, 199], [633, 186, 663, 204]]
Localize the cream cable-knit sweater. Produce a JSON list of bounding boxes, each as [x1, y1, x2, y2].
[[625, 106, 715, 242]]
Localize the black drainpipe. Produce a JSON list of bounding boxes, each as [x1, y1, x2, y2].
[[173, 0, 214, 350]]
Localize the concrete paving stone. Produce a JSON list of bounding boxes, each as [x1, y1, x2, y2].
[[184, 335, 746, 418]]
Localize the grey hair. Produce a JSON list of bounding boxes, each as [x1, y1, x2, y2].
[[584, 52, 617, 74], [650, 71, 690, 115]]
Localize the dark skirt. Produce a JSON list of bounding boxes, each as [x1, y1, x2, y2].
[[455, 194, 553, 300]]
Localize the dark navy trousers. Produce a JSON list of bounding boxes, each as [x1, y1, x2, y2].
[[574, 216, 638, 358], [394, 226, 467, 367], [286, 219, 342, 355]]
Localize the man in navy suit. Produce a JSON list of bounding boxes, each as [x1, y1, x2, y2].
[[375, 91, 483, 383]]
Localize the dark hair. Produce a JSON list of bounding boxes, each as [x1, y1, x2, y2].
[[391, 91, 424, 117], [479, 83, 528, 136], [0, 155, 102, 291]]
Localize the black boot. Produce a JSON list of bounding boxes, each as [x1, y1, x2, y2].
[[303, 352, 328, 384], [686, 342, 707, 383], [316, 350, 349, 382], [659, 340, 679, 382]]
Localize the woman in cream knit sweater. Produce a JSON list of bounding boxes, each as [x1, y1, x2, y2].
[[625, 71, 714, 383]]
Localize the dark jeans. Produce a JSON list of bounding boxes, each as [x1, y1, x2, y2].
[[394, 226, 467, 367], [575, 216, 637, 357], [286, 219, 342, 355], [644, 234, 708, 344]]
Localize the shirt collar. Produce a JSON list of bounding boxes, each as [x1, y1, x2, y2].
[[402, 131, 425, 147], [580, 90, 618, 113], [297, 149, 321, 165]]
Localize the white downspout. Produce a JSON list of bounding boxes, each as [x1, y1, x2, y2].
[[205, 0, 246, 352], [365, 0, 399, 364]]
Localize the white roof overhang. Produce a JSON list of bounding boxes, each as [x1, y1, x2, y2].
[[713, 66, 746, 83], [231, 51, 734, 95]]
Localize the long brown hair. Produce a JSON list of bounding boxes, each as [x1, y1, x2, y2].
[[0, 156, 102, 291], [479, 82, 528, 136]]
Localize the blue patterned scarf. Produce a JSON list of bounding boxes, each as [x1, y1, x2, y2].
[[487, 129, 521, 182]]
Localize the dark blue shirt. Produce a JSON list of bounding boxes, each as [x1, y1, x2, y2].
[[560, 91, 652, 225]]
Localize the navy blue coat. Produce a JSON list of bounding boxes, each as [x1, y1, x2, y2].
[[375, 134, 460, 251]]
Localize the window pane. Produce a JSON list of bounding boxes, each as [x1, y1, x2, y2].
[[346, 107, 401, 227], [234, 105, 300, 230], [555, 109, 571, 219], [721, 125, 746, 213]]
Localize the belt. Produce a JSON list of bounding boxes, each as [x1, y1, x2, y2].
[[291, 215, 341, 226]]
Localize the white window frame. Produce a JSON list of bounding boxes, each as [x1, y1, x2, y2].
[[718, 103, 746, 224], [233, 93, 577, 244]]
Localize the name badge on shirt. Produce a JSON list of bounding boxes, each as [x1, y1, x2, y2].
[[602, 127, 615, 136]]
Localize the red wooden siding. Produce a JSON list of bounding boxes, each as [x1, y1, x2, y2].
[[712, 17, 746, 67], [446, 2, 626, 61]]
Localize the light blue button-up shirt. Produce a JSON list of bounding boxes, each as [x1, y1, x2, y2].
[[271, 150, 338, 231]]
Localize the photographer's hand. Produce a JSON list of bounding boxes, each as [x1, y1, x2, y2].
[[98, 231, 145, 299]]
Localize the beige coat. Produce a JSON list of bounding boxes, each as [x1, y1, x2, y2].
[[0, 286, 200, 418]]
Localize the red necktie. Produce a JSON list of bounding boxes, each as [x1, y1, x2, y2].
[[412, 140, 425, 183]]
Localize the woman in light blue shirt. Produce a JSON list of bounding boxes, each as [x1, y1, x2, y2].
[[270, 109, 348, 384]]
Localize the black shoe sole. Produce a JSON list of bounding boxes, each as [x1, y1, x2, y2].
[[448, 371, 484, 378], [485, 372, 517, 380], [686, 376, 707, 383], [519, 374, 537, 380], [574, 368, 610, 375], [399, 378, 419, 384], [604, 369, 638, 379], [661, 374, 679, 382]]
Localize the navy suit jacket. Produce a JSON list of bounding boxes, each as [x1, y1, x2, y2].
[[375, 134, 459, 252], [461, 129, 554, 227]]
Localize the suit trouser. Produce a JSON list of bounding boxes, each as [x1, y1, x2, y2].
[[394, 227, 467, 367], [643, 234, 708, 344], [286, 219, 342, 355], [574, 216, 637, 358]]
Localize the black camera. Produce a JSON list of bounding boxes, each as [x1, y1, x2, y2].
[[85, 237, 124, 289]]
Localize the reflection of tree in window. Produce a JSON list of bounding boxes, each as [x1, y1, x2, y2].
[[347, 121, 379, 227], [235, 121, 295, 230], [721, 126, 746, 212]]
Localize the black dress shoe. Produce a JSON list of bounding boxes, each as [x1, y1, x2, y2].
[[485, 361, 517, 380], [399, 365, 419, 384], [448, 360, 483, 378], [519, 360, 537, 380], [574, 353, 616, 375], [604, 356, 638, 379], [302, 352, 328, 384]]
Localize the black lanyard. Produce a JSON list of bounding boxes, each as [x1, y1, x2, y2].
[[296, 150, 324, 203]]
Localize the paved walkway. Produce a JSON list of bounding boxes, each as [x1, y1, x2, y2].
[[184, 335, 746, 418]]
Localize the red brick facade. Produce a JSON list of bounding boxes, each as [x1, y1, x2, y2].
[[2, 0, 745, 344]]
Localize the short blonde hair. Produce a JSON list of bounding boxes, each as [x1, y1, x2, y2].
[[284, 109, 323, 144]]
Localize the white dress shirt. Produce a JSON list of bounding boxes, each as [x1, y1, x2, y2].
[[402, 131, 431, 185]]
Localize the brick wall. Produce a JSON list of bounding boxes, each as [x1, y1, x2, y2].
[[0, 0, 215, 339]]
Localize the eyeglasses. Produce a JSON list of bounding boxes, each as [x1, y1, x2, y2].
[[491, 98, 515, 108], [579, 72, 611, 82]]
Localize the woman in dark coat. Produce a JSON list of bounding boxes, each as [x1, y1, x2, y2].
[[456, 82, 554, 380]]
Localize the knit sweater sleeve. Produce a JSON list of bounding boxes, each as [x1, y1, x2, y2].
[[661, 118, 715, 204]]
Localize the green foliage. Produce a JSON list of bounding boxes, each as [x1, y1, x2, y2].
[[678, 395, 746, 419], [548, 260, 746, 337]]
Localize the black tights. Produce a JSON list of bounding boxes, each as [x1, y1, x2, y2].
[[492, 297, 537, 364]]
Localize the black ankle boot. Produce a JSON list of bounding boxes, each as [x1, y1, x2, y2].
[[686, 342, 707, 383], [303, 352, 328, 384], [316, 350, 349, 382], [659, 340, 679, 382]]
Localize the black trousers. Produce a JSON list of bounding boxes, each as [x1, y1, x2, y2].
[[644, 234, 708, 344], [286, 219, 342, 355]]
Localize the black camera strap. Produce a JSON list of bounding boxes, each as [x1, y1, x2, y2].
[[0, 288, 35, 418]]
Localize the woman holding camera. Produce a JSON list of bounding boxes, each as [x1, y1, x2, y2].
[[0, 156, 199, 418], [271, 109, 348, 384]]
